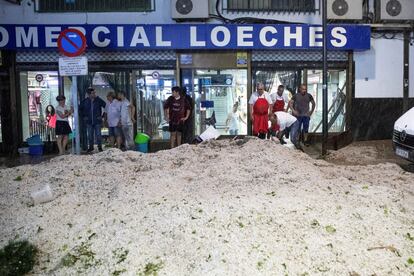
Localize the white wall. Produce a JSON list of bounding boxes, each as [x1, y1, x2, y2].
[[0, 0, 175, 24], [354, 38, 404, 98], [0, 0, 322, 25]]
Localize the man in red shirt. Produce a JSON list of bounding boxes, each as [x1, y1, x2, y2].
[[164, 87, 190, 148]]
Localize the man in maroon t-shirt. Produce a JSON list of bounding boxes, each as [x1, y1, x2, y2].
[[164, 86, 190, 148]]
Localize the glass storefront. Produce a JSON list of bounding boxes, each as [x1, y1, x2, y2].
[[307, 70, 347, 133], [20, 71, 59, 142], [0, 71, 7, 143], [193, 69, 248, 136], [135, 70, 177, 140], [253, 68, 347, 133], [16, 62, 348, 147]]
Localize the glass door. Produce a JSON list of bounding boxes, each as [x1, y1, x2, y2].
[[19, 71, 60, 142], [63, 71, 131, 150], [192, 69, 248, 136], [135, 70, 177, 140], [253, 68, 347, 133], [306, 69, 347, 133]]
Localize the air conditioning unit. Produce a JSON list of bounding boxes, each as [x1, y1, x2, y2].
[[171, 0, 209, 20], [327, 0, 363, 20], [375, 0, 414, 21]]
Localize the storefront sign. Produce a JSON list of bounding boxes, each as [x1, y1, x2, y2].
[[0, 24, 371, 50], [35, 74, 43, 82], [151, 71, 160, 79], [237, 52, 248, 67], [58, 56, 88, 76], [180, 54, 193, 65]]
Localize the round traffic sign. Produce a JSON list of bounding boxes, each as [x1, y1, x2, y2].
[[57, 29, 87, 57], [35, 74, 43, 82], [151, 71, 160, 79]]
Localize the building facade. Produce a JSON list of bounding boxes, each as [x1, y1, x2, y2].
[[0, 0, 413, 153]]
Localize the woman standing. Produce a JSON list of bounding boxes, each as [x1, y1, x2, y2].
[[55, 95, 72, 155], [226, 102, 246, 135]]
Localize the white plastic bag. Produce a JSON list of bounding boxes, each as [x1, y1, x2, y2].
[[30, 185, 54, 205], [199, 125, 220, 141]]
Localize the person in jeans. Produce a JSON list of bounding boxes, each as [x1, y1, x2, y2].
[[226, 102, 246, 135], [80, 87, 106, 152], [289, 84, 315, 146], [270, 111, 301, 150], [104, 91, 122, 148], [118, 91, 135, 150]]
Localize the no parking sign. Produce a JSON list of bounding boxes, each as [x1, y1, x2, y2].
[[57, 29, 88, 76], [57, 29, 87, 57]]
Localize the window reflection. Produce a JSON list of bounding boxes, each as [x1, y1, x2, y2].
[[137, 70, 176, 140], [20, 71, 59, 142], [194, 69, 248, 136]]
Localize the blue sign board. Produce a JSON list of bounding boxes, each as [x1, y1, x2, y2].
[[201, 101, 214, 108], [0, 24, 371, 50]]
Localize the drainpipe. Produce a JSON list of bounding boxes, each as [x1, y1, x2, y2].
[[322, 0, 328, 156], [403, 31, 409, 113]]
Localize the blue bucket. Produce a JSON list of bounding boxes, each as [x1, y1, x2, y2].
[[27, 135, 42, 146], [29, 144, 44, 156], [135, 143, 148, 153]]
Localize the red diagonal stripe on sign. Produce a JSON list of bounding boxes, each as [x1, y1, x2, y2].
[[62, 33, 81, 51]]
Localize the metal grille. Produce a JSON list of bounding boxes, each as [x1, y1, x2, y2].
[[16, 50, 176, 63], [393, 130, 414, 147], [252, 50, 348, 62], [36, 0, 154, 12], [225, 0, 318, 13]]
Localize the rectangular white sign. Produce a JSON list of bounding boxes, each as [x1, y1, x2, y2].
[[58, 56, 88, 76]]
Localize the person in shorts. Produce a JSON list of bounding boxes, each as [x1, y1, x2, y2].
[[164, 86, 190, 148], [55, 95, 72, 155], [104, 91, 122, 148]]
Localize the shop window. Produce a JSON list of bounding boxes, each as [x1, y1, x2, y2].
[[20, 71, 59, 142], [194, 69, 248, 136], [253, 69, 347, 133], [63, 72, 130, 150], [36, 0, 154, 12], [225, 0, 317, 13], [307, 70, 347, 133], [0, 71, 7, 144], [136, 70, 176, 140]]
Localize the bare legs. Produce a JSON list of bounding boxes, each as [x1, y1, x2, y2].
[[170, 132, 183, 148], [57, 135, 68, 155], [116, 136, 122, 149]]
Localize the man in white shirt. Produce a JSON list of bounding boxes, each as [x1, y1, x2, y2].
[[248, 82, 273, 139], [104, 91, 122, 148], [270, 85, 289, 112], [118, 91, 136, 150], [271, 111, 300, 149]]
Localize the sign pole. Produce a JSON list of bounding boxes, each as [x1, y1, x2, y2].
[[322, 0, 328, 156], [72, 76, 80, 155], [57, 28, 88, 155]]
